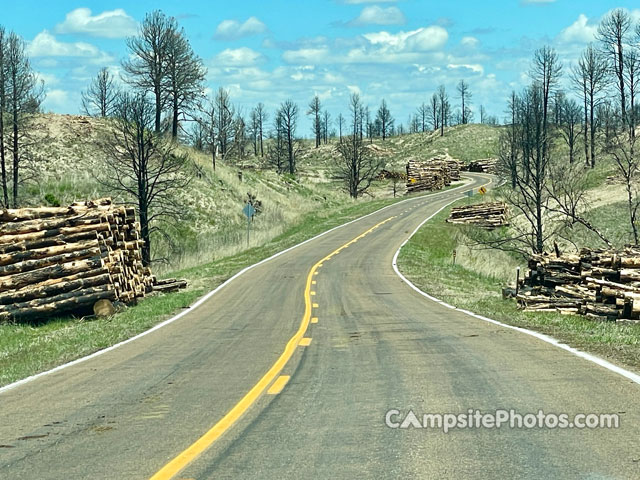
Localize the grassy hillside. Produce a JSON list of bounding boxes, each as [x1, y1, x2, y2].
[[17, 116, 501, 273]]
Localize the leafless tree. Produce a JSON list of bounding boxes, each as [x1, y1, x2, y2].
[[81, 67, 119, 118], [479, 104, 486, 124], [605, 130, 640, 244], [597, 9, 631, 124], [101, 92, 190, 265], [164, 23, 206, 139], [417, 102, 429, 132], [571, 44, 609, 168], [457, 79, 472, 124], [307, 95, 322, 148], [322, 110, 331, 144], [437, 85, 448, 136], [430, 92, 440, 131], [336, 113, 344, 142], [277, 99, 300, 174], [4, 31, 44, 208], [624, 47, 640, 136], [123, 10, 174, 133], [335, 134, 383, 198], [214, 87, 234, 160], [375, 99, 393, 141], [255, 102, 267, 156], [0, 26, 7, 207], [559, 97, 582, 164], [267, 109, 287, 173]]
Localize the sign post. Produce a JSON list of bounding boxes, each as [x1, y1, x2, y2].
[[242, 203, 256, 246]]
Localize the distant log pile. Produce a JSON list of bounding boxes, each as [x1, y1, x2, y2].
[[376, 169, 407, 181], [0, 198, 185, 322], [406, 156, 462, 194], [517, 247, 640, 322], [463, 159, 497, 174], [446, 202, 509, 229]]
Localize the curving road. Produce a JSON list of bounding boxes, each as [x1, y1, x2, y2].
[[1, 173, 638, 479]]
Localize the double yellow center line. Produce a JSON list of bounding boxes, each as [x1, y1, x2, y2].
[[149, 215, 396, 479]]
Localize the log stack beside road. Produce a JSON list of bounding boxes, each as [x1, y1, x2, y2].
[[406, 156, 462, 194], [0, 198, 160, 322], [464, 159, 497, 174], [517, 247, 640, 322], [446, 202, 509, 229]]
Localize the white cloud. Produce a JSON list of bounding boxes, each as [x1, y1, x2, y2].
[[461, 36, 479, 49], [27, 31, 113, 63], [447, 63, 484, 75], [282, 47, 331, 64], [214, 17, 267, 40], [557, 14, 597, 44], [54, 8, 137, 38], [350, 6, 406, 26], [364, 26, 448, 52], [215, 47, 265, 66]]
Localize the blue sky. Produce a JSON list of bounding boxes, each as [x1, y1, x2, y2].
[[3, 1, 640, 134]]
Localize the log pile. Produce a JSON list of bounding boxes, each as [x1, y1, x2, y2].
[[405, 159, 448, 193], [464, 159, 497, 174], [446, 202, 509, 229], [517, 247, 640, 321], [0, 198, 156, 322]]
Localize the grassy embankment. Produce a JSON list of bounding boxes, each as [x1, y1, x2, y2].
[[397, 160, 640, 373]]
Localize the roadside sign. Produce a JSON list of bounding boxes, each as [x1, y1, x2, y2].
[[243, 203, 256, 246], [243, 203, 256, 219], [465, 190, 473, 197], [478, 186, 487, 195]]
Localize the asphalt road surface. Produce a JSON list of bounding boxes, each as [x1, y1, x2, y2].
[[1, 173, 638, 479]]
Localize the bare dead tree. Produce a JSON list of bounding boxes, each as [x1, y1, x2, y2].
[[214, 87, 234, 161], [430, 92, 440, 131], [267, 109, 287, 173], [256, 102, 267, 156], [101, 92, 191, 265], [307, 95, 322, 148], [597, 8, 631, 125], [123, 10, 175, 133], [322, 109, 330, 144], [375, 99, 393, 141], [0, 26, 7, 207], [164, 23, 206, 139], [336, 113, 344, 143], [559, 97, 582, 164], [4, 31, 44, 208], [335, 134, 383, 198], [571, 44, 609, 168], [457, 79, 472, 124], [437, 86, 448, 136], [278, 99, 300, 174], [81, 67, 119, 118], [605, 130, 640, 244], [546, 160, 612, 248], [417, 102, 429, 133]]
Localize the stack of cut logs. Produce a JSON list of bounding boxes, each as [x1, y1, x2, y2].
[[406, 157, 457, 193], [517, 247, 640, 321], [0, 198, 184, 323], [446, 202, 509, 229], [464, 159, 497, 174]]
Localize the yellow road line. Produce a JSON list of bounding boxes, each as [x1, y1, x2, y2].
[[267, 375, 290, 394], [311, 317, 318, 324], [149, 215, 396, 480], [299, 338, 312, 347]]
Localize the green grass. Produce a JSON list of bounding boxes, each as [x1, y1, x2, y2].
[[0, 193, 409, 387], [397, 202, 640, 373]]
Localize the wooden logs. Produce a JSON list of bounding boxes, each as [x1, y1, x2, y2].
[[464, 159, 497, 173], [446, 202, 508, 229], [517, 246, 640, 321], [0, 198, 155, 323]]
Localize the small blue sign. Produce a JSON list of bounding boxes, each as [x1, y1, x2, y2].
[[243, 203, 256, 219], [466, 190, 473, 197]]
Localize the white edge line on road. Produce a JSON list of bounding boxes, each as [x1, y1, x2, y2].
[[391, 191, 640, 386], [0, 178, 478, 395]]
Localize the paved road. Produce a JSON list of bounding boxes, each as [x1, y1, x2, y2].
[[1, 173, 638, 479]]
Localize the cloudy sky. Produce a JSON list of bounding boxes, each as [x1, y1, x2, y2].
[[4, 0, 640, 134]]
